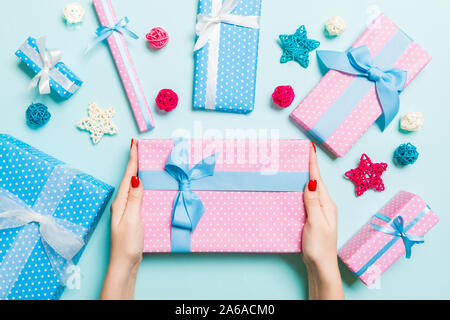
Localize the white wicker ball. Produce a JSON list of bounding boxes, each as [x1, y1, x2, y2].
[[400, 112, 424, 131], [325, 16, 346, 36], [63, 2, 85, 24]]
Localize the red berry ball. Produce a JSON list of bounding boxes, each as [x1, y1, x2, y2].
[[156, 89, 178, 112], [146, 27, 169, 49], [272, 85, 295, 108]]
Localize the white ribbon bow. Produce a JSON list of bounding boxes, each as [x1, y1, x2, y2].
[[194, 0, 261, 51], [0, 191, 85, 264], [27, 37, 62, 94]]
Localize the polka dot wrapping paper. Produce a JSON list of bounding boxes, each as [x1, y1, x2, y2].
[[193, 0, 262, 114], [138, 139, 309, 253], [338, 191, 439, 286], [0, 134, 114, 300], [92, 0, 154, 133], [290, 14, 432, 157], [15, 37, 83, 99]]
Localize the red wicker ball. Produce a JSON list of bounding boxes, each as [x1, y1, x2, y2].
[[146, 27, 169, 49], [272, 85, 295, 108], [156, 89, 178, 112]]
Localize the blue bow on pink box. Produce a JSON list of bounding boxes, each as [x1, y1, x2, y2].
[[164, 140, 217, 253], [317, 45, 407, 131]]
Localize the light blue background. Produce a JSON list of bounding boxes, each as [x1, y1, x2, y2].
[[0, 0, 449, 300]]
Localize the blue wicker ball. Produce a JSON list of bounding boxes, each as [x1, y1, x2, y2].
[[26, 103, 51, 127], [393, 143, 419, 165]]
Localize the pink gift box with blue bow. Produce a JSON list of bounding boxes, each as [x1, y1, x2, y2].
[[339, 191, 439, 286], [290, 14, 432, 157], [138, 138, 310, 253]]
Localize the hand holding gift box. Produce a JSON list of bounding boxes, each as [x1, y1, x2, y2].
[[15, 37, 82, 98], [290, 14, 432, 157], [339, 191, 439, 286], [138, 138, 309, 253], [0, 134, 114, 300]]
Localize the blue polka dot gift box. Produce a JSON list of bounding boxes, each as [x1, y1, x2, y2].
[[15, 37, 83, 98], [193, 0, 262, 114], [0, 134, 114, 300]]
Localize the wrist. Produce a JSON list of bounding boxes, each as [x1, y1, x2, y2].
[[108, 256, 141, 279], [305, 257, 345, 300], [305, 256, 340, 281], [101, 258, 140, 300]]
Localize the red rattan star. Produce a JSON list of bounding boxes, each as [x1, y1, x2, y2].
[[345, 154, 388, 197]]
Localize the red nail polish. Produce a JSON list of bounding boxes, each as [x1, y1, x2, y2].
[[308, 179, 317, 192], [131, 176, 140, 188], [130, 138, 134, 150], [311, 141, 316, 153]]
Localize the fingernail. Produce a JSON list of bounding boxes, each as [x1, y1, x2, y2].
[[308, 179, 317, 192], [130, 138, 134, 150], [131, 176, 140, 188], [311, 141, 316, 153]]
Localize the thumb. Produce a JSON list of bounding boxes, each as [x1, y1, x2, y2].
[[122, 176, 144, 223]]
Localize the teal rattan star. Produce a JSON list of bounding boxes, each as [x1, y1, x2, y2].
[[279, 25, 320, 68]]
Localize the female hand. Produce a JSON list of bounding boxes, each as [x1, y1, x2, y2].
[[302, 142, 344, 300], [100, 139, 144, 300]]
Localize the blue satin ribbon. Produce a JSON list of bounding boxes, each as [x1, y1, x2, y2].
[[316, 45, 407, 131], [371, 215, 424, 259], [354, 207, 429, 277], [139, 171, 309, 192], [164, 140, 217, 252], [86, 17, 139, 52]]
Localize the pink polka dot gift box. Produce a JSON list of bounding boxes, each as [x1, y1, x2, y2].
[[290, 14, 432, 157], [338, 191, 439, 287], [91, 0, 154, 133], [138, 138, 309, 253], [0, 134, 114, 299]]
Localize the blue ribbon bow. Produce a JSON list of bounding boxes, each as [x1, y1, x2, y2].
[[371, 215, 424, 259], [164, 140, 217, 252], [317, 45, 407, 130], [86, 17, 139, 52]]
